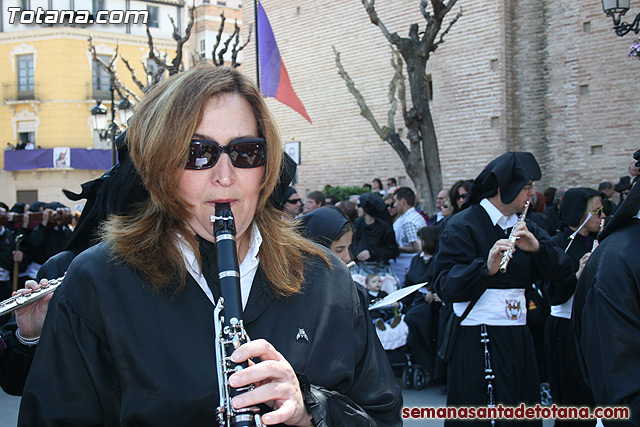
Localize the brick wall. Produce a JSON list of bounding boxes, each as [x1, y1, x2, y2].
[[243, 0, 640, 203]]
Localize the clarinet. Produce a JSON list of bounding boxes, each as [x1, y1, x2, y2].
[[499, 200, 531, 273], [211, 203, 262, 427]]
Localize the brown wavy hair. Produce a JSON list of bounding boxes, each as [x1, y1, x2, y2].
[[101, 65, 326, 297]]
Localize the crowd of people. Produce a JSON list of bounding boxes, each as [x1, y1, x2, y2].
[[252, 151, 640, 426], [0, 63, 639, 426]]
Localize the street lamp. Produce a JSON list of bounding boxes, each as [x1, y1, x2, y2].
[[603, 0, 640, 36], [90, 100, 108, 138], [89, 86, 128, 166], [118, 98, 135, 126]]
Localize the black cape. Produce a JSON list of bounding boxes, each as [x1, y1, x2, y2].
[[573, 181, 640, 425], [19, 243, 402, 426], [542, 230, 595, 422]]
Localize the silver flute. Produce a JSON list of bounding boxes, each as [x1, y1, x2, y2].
[[0, 276, 63, 317], [592, 218, 605, 252], [499, 200, 531, 273]]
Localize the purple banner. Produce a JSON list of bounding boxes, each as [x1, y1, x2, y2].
[[70, 148, 113, 170], [4, 148, 113, 171]]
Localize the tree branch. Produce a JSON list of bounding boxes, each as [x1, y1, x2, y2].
[[391, 49, 408, 122], [361, 0, 404, 48], [212, 12, 227, 66], [433, 7, 462, 50], [217, 22, 239, 66], [146, 21, 165, 72], [87, 37, 139, 103], [120, 56, 146, 95], [333, 46, 410, 159], [231, 21, 252, 67], [387, 49, 403, 132], [168, 5, 195, 75], [420, 0, 431, 23]]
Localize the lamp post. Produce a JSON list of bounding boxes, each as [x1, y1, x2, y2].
[[109, 84, 116, 166], [89, 95, 117, 166], [90, 100, 109, 161], [603, 0, 640, 36], [118, 98, 135, 126], [89, 87, 134, 167]]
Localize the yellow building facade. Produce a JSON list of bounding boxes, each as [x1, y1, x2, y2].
[[1, 0, 246, 209], [1, 8, 180, 208]]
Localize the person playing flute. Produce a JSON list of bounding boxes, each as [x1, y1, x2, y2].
[[433, 152, 573, 427]]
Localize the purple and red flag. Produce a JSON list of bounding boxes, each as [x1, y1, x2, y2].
[[257, 1, 312, 124]]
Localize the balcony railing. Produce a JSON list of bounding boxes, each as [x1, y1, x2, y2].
[[85, 81, 112, 101], [2, 82, 40, 102]]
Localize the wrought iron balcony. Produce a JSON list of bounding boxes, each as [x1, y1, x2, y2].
[[2, 82, 40, 102]]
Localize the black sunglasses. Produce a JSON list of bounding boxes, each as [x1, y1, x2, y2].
[[286, 198, 301, 204], [185, 138, 267, 170]]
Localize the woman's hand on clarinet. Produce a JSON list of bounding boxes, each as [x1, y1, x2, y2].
[[229, 339, 312, 426], [14, 279, 53, 339]]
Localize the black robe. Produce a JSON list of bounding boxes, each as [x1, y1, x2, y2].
[[403, 254, 444, 380], [351, 218, 399, 264], [573, 218, 640, 426], [433, 204, 573, 426], [19, 242, 402, 426], [26, 224, 73, 266], [1, 226, 25, 325], [0, 250, 75, 396], [541, 229, 595, 424], [0, 320, 36, 396]]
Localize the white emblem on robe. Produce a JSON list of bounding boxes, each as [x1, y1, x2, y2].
[[505, 299, 522, 320]]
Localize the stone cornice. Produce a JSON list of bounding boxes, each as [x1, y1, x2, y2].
[[0, 26, 176, 49]]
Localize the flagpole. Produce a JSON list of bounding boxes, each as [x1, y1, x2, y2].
[[254, 0, 260, 89]]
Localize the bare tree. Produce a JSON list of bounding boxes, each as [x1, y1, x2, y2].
[[89, 4, 195, 103], [334, 0, 461, 211], [90, 5, 251, 103], [146, 6, 195, 78], [210, 12, 252, 67], [88, 37, 141, 103]]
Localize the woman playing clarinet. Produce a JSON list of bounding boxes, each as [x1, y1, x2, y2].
[[19, 65, 401, 426]]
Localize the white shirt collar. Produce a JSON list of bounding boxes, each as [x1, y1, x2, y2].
[[480, 198, 518, 230], [179, 223, 263, 310]]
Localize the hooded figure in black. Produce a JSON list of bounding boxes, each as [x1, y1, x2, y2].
[[541, 188, 603, 425], [300, 206, 354, 265], [573, 150, 640, 426], [433, 152, 574, 426], [25, 202, 73, 273], [300, 207, 345, 243], [350, 192, 399, 264]]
